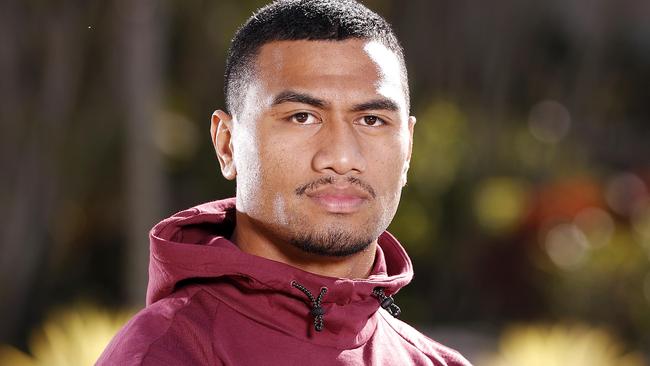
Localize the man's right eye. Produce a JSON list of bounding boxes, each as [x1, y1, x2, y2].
[[289, 112, 319, 125]]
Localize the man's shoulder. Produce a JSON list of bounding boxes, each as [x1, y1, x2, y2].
[[377, 309, 473, 366], [96, 287, 219, 365]]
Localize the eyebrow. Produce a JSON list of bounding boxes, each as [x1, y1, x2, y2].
[[271, 91, 327, 108], [350, 98, 399, 112]]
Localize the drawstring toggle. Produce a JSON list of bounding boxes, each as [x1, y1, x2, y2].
[[292, 281, 328, 332], [373, 287, 401, 318]]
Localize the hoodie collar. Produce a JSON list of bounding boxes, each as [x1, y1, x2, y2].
[[147, 198, 414, 348]]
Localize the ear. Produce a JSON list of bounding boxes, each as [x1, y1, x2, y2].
[[401, 115, 416, 187], [210, 110, 237, 180]]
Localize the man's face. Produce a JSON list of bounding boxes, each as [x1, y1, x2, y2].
[[217, 39, 415, 257]]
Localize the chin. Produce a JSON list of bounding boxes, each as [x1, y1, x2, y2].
[[288, 228, 374, 257]]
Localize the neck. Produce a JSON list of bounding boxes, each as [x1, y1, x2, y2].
[[231, 211, 377, 279]]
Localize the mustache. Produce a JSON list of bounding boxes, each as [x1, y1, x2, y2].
[[295, 176, 377, 199]]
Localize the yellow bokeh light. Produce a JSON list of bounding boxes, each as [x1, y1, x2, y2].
[[474, 177, 530, 235], [481, 323, 645, 366], [0, 303, 134, 366]]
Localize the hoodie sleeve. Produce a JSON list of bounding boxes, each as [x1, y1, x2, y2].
[[96, 291, 217, 366]]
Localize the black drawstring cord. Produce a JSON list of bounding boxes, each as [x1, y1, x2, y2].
[[373, 287, 401, 318], [291, 281, 328, 332]]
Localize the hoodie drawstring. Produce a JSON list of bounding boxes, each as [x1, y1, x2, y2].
[[373, 287, 401, 318], [291, 281, 328, 332]]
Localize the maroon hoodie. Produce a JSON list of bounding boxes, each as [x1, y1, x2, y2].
[[97, 198, 471, 365]]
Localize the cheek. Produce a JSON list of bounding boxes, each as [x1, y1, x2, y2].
[[233, 128, 262, 192], [235, 128, 306, 200], [370, 139, 409, 189], [246, 134, 312, 224], [260, 130, 304, 176]]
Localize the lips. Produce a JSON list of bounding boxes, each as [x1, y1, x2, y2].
[[306, 186, 370, 214]]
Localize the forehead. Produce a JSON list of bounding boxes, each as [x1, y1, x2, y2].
[[249, 39, 406, 111]]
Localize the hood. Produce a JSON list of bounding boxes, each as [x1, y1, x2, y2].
[[146, 198, 414, 347], [147, 198, 413, 305]]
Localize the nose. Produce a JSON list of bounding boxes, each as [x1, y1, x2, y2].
[[311, 118, 367, 175]]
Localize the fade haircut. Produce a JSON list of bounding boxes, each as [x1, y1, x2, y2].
[[224, 0, 409, 117]]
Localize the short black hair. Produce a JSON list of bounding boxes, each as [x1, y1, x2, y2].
[[224, 0, 409, 117]]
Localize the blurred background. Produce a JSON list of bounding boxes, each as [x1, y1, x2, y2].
[[1, 0, 649, 364]]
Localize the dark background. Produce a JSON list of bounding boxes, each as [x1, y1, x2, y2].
[[1, 0, 649, 362]]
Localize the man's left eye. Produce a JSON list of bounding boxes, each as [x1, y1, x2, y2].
[[289, 112, 319, 125], [358, 115, 385, 126]]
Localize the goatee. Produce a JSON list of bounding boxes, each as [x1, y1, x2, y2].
[[289, 229, 373, 257]]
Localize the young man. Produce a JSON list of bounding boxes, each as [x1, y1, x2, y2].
[[97, 0, 471, 365]]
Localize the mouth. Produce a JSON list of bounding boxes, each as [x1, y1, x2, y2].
[[306, 186, 370, 214]]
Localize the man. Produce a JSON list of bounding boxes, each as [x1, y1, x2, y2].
[[98, 0, 471, 365]]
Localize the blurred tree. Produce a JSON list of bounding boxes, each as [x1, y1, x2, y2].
[[0, 0, 85, 346], [114, 0, 168, 306]]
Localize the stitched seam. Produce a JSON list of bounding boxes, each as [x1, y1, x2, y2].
[[140, 290, 212, 363], [210, 299, 222, 363], [377, 309, 451, 364]]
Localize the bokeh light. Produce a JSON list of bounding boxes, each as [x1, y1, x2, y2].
[[543, 223, 589, 270], [153, 109, 199, 163], [411, 100, 466, 194], [573, 207, 614, 249], [528, 100, 571, 144], [605, 173, 648, 217], [474, 177, 530, 235], [631, 201, 650, 240], [481, 324, 645, 366], [0, 304, 134, 366]]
